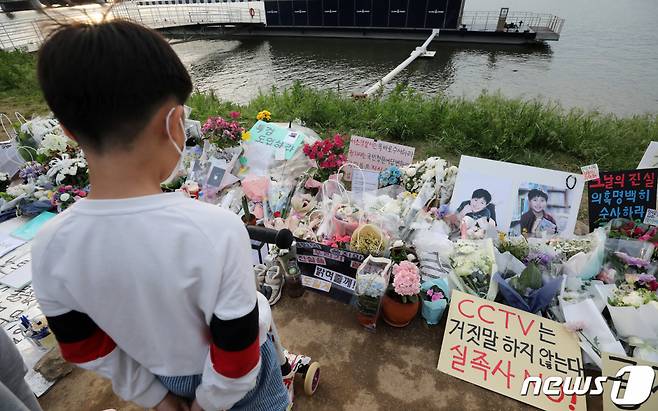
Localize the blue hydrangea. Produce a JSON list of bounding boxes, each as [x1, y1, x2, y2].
[[379, 166, 401, 188]]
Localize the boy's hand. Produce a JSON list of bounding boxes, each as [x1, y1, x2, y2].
[[154, 393, 190, 411]]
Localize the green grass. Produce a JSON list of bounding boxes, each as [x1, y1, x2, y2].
[[0, 50, 47, 117], [2, 50, 656, 172], [189, 83, 657, 172]]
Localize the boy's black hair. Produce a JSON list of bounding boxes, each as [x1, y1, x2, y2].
[[471, 189, 492, 204], [37, 20, 193, 153], [528, 189, 549, 201]]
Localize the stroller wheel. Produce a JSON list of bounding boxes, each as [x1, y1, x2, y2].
[[303, 362, 320, 396]]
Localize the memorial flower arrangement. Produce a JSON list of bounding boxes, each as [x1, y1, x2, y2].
[[51, 185, 87, 212], [355, 257, 391, 330], [201, 115, 245, 149], [350, 224, 387, 256], [47, 155, 88, 187], [256, 110, 272, 122], [609, 218, 658, 259], [303, 134, 347, 182], [420, 278, 450, 325], [321, 234, 351, 249], [450, 239, 497, 300]]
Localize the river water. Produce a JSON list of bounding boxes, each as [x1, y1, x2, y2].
[[172, 0, 658, 116]]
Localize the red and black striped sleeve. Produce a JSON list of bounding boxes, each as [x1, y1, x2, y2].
[[47, 310, 117, 364], [209, 303, 260, 379]]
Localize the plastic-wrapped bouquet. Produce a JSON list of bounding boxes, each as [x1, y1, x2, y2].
[[450, 239, 498, 300], [302, 134, 346, 182], [399, 157, 458, 205], [497, 233, 530, 261], [608, 218, 658, 260], [597, 238, 655, 285], [321, 234, 352, 249], [355, 256, 392, 330], [421, 278, 450, 325], [607, 279, 658, 341], [351, 224, 387, 256], [201, 115, 245, 149]]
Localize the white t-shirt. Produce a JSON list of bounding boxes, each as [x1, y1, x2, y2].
[[31, 192, 271, 410]]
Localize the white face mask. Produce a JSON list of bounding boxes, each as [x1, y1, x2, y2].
[[161, 106, 186, 185]]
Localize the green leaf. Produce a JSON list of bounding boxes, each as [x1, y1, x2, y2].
[[519, 263, 542, 290]]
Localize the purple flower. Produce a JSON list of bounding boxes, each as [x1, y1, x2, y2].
[[614, 252, 651, 269]]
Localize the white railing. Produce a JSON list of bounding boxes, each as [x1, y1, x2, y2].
[[460, 11, 565, 34], [0, 1, 265, 52]]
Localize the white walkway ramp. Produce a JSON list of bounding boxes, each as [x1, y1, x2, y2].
[[0, 0, 266, 52]]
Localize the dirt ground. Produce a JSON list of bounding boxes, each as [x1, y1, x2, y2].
[[36, 291, 603, 411]]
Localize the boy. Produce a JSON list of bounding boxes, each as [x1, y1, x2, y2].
[[520, 188, 557, 236], [31, 21, 288, 411], [456, 188, 497, 224]]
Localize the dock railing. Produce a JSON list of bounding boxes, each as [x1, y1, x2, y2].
[[459, 11, 565, 35], [0, 1, 265, 52]]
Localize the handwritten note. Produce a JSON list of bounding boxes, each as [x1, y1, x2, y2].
[[346, 136, 414, 177], [248, 121, 304, 160]]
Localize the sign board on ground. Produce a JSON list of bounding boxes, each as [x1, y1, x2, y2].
[[587, 169, 658, 231], [296, 240, 366, 304], [438, 291, 586, 411]]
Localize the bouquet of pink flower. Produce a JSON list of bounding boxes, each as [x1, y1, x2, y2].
[[303, 134, 347, 182], [201, 114, 245, 149], [322, 234, 352, 249], [390, 261, 421, 304], [51, 185, 87, 212]]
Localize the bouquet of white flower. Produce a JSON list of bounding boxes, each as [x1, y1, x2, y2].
[[449, 239, 499, 300], [37, 133, 75, 159]]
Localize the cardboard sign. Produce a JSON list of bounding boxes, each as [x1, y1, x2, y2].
[[638, 142, 658, 169], [588, 169, 658, 231], [346, 136, 415, 177], [602, 353, 658, 411], [438, 291, 585, 411], [296, 240, 366, 304], [247, 121, 304, 160]]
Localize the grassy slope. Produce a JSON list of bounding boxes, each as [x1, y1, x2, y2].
[[2, 50, 656, 173]]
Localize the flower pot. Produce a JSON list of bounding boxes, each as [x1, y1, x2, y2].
[[421, 298, 447, 325], [381, 293, 419, 327]]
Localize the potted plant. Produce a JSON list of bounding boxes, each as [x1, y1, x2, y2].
[[420, 278, 450, 325], [381, 261, 421, 327]]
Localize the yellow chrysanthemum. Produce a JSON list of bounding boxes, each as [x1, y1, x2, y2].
[[242, 131, 251, 141], [256, 110, 272, 121]]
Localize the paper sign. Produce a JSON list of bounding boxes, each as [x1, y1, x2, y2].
[[581, 164, 600, 182], [10, 212, 56, 241], [438, 291, 585, 411], [351, 170, 379, 196], [0, 234, 26, 258], [602, 353, 658, 411], [248, 121, 304, 160], [301, 275, 332, 292], [346, 136, 415, 177], [296, 240, 365, 304], [645, 209, 658, 226], [638, 142, 658, 169], [588, 169, 658, 231], [0, 259, 32, 289]]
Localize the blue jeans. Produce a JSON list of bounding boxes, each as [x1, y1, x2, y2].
[[156, 338, 288, 411]]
